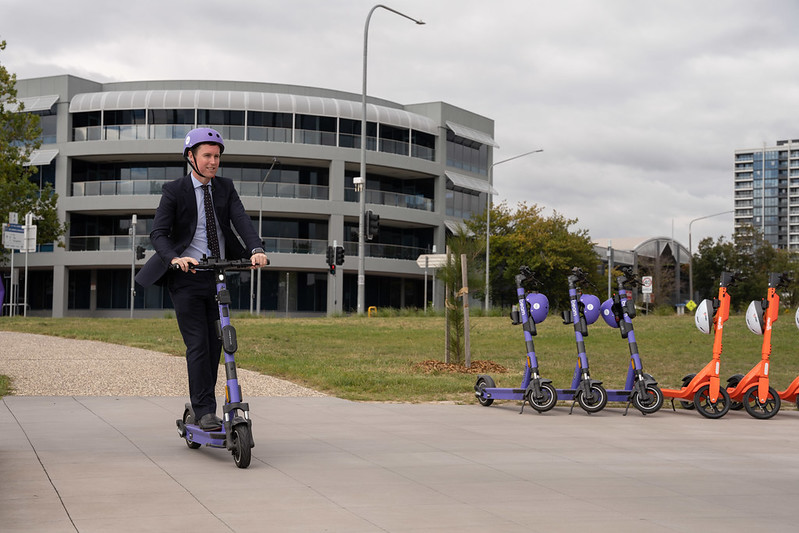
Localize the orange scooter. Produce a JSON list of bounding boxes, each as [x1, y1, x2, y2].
[[661, 271, 736, 419], [724, 272, 787, 419]]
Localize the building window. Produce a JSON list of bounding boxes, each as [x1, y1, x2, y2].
[[446, 129, 488, 175], [248, 111, 292, 142], [295, 114, 336, 146], [198, 109, 245, 140]]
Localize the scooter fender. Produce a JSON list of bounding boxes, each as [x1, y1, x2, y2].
[[642, 373, 658, 386], [224, 417, 254, 451]]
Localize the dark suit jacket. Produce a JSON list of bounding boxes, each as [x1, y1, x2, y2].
[[135, 175, 261, 287]]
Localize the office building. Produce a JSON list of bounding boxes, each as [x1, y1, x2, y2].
[[8, 75, 497, 317]]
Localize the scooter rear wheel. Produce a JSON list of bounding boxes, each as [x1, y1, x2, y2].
[[726, 374, 744, 410], [679, 374, 696, 410], [742, 386, 781, 419], [475, 376, 495, 407], [693, 385, 731, 419], [183, 409, 201, 449], [526, 383, 558, 413], [631, 385, 664, 415], [576, 384, 607, 414], [231, 424, 252, 469]]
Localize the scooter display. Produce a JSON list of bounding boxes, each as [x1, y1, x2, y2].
[[474, 266, 558, 413], [660, 271, 736, 419], [724, 272, 787, 419], [174, 256, 263, 468], [599, 266, 664, 415]]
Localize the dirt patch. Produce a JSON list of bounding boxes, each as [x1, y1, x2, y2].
[[414, 359, 508, 374]]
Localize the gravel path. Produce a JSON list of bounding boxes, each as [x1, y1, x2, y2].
[[0, 331, 326, 397]]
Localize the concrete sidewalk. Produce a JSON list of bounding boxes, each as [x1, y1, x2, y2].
[[2, 396, 798, 532]]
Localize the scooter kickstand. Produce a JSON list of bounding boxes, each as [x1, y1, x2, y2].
[[569, 398, 577, 415], [623, 399, 632, 416]]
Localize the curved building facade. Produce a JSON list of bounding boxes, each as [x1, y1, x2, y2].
[[8, 75, 497, 317]]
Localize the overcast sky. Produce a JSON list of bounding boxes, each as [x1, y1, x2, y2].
[[3, 0, 798, 250]]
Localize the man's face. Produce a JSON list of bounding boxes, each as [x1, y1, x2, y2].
[[190, 143, 221, 179]]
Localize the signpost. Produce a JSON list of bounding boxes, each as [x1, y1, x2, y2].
[[2, 212, 37, 316], [641, 275, 653, 313], [416, 252, 446, 312]]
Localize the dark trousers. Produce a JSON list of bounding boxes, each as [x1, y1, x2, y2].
[[168, 270, 221, 420]]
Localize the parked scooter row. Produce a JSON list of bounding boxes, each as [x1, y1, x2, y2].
[[475, 266, 799, 419], [475, 265, 663, 416]]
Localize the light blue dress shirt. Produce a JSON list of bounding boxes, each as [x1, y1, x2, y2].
[[184, 173, 225, 260]]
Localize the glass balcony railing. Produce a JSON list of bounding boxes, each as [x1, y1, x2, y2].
[[69, 235, 153, 252], [68, 234, 426, 261], [71, 125, 435, 161], [72, 180, 169, 196], [72, 179, 329, 200], [344, 187, 433, 212]]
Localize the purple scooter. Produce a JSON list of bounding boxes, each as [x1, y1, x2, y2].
[[174, 257, 262, 468], [599, 265, 663, 415], [474, 266, 558, 413]]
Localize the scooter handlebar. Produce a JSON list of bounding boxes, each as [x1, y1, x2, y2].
[[170, 257, 270, 272]]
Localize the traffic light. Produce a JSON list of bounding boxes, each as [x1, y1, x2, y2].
[[335, 245, 345, 266], [366, 210, 380, 240], [326, 245, 336, 274], [135, 246, 146, 260]]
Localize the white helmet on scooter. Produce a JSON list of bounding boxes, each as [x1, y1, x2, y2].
[[745, 300, 765, 335], [695, 299, 713, 335]]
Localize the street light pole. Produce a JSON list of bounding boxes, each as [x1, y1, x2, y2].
[[357, 4, 425, 315], [255, 157, 278, 316], [688, 209, 734, 301], [484, 149, 543, 311]]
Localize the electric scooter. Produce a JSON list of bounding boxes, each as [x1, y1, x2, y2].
[[598, 266, 664, 415], [560, 267, 608, 414], [661, 271, 736, 419], [475, 266, 558, 413], [724, 272, 787, 419], [174, 256, 263, 468]]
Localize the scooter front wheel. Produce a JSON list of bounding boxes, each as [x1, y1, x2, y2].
[[577, 384, 607, 414], [182, 409, 201, 449], [694, 385, 731, 419], [231, 424, 252, 469], [632, 385, 664, 415], [742, 386, 781, 419], [526, 383, 558, 412]]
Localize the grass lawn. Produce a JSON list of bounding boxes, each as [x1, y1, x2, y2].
[[2, 312, 798, 403]]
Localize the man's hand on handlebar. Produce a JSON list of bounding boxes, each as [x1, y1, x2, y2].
[[171, 256, 199, 273], [250, 252, 269, 268]]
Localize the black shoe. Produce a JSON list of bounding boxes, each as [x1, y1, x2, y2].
[[198, 413, 222, 431]]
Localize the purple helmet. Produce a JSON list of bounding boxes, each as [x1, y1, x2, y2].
[[525, 292, 549, 324], [580, 294, 601, 325], [600, 298, 620, 328], [184, 127, 225, 157]]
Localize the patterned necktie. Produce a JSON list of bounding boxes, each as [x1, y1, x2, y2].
[[201, 184, 221, 258]]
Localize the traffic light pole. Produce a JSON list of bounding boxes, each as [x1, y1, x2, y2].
[[130, 214, 137, 318]]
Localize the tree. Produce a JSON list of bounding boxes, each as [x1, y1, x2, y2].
[[0, 38, 66, 255], [467, 202, 600, 310], [692, 224, 799, 310], [437, 227, 484, 365]]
